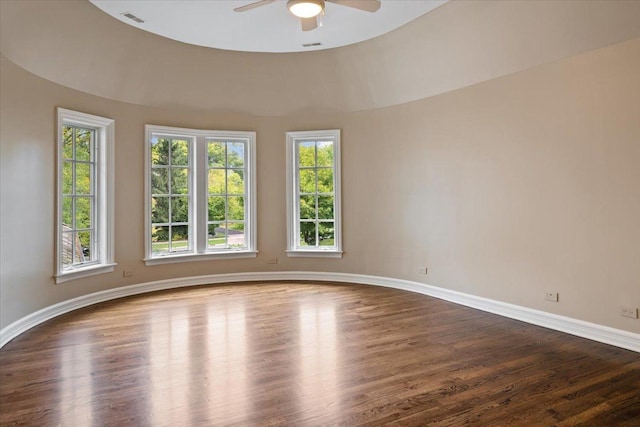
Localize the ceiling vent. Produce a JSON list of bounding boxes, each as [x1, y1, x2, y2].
[[121, 12, 144, 23]]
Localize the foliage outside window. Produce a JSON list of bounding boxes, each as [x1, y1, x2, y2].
[[145, 125, 256, 264], [56, 109, 115, 283], [286, 130, 342, 257]]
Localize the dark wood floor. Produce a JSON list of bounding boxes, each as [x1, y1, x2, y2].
[[1, 282, 639, 426]]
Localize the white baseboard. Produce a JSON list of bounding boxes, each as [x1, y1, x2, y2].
[[1, 271, 638, 352]]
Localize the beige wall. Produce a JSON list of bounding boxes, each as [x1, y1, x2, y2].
[[1, 37, 639, 333], [2, 0, 640, 116]]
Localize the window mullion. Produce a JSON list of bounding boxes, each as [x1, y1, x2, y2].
[[91, 129, 98, 261], [196, 136, 207, 255], [314, 143, 319, 247]]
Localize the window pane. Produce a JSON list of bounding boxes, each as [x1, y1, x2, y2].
[[171, 197, 189, 223], [208, 196, 226, 222], [208, 169, 225, 194], [62, 196, 73, 226], [319, 222, 335, 246], [62, 230, 74, 267], [227, 169, 245, 195], [151, 138, 169, 165], [299, 195, 315, 220], [75, 163, 92, 195], [299, 222, 316, 247], [151, 168, 169, 194], [63, 127, 74, 160], [208, 141, 226, 167], [171, 140, 189, 166], [298, 142, 316, 167], [227, 196, 244, 221], [76, 197, 92, 229], [208, 223, 226, 248], [152, 226, 169, 254], [316, 141, 334, 167], [171, 226, 189, 251], [62, 161, 73, 194], [228, 222, 245, 247], [151, 197, 169, 224], [78, 231, 92, 261], [71, 232, 82, 264], [227, 142, 244, 168], [299, 169, 316, 193], [71, 231, 81, 264], [171, 168, 189, 194], [317, 195, 334, 220], [75, 129, 92, 161], [317, 168, 334, 193]]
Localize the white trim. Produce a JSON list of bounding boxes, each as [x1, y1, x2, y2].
[[53, 263, 116, 284], [286, 129, 342, 255], [286, 250, 343, 258], [143, 251, 258, 266], [56, 108, 115, 284], [144, 125, 257, 260], [2, 272, 638, 352]]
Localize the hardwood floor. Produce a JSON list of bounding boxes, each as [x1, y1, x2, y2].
[[1, 282, 639, 426]]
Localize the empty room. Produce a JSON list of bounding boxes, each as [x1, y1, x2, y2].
[[1, 0, 639, 425]]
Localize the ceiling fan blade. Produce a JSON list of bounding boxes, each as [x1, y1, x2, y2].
[[327, 0, 381, 12], [234, 0, 277, 13], [301, 16, 318, 31]]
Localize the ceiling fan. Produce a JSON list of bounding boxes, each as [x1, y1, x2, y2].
[[234, 0, 381, 31]]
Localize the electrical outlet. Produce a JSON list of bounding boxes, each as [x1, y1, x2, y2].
[[620, 306, 638, 319], [418, 267, 428, 275], [123, 270, 134, 278], [267, 257, 278, 265], [545, 292, 558, 302]]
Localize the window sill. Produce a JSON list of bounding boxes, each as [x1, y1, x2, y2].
[[144, 250, 258, 266], [286, 250, 343, 259], [55, 263, 117, 284]]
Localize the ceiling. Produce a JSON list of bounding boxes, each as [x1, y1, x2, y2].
[[89, 0, 447, 53], [2, 0, 640, 116]]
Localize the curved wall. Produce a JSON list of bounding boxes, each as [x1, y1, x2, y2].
[[2, 0, 640, 115], [2, 35, 640, 335]]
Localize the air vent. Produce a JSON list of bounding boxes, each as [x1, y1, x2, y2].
[[121, 12, 144, 23], [302, 42, 323, 48]]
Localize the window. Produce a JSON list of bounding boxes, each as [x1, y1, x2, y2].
[[286, 129, 342, 257], [145, 125, 256, 264], [56, 108, 115, 283]]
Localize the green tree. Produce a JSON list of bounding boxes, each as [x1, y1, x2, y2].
[[62, 126, 94, 260], [151, 139, 190, 244], [207, 141, 246, 239], [297, 142, 335, 246]]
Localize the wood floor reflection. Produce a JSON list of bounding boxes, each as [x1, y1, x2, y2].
[[1, 282, 639, 426]]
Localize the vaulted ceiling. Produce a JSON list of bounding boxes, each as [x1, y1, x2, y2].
[[2, 0, 639, 116]]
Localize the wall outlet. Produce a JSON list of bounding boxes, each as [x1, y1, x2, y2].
[[620, 306, 639, 319], [545, 292, 559, 302], [123, 270, 134, 278], [418, 267, 428, 275], [267, 257, 278, 265]]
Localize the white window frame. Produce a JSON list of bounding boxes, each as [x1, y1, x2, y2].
[[144, 125, 257, 265], [55, 108, 116, 283], [286, 129, 342, 258]]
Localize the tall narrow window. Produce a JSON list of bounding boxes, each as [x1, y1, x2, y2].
[[56, 109, 115, 283], [207, 139, 248, 250], [145, 125, 256, 265], [150, 135, 192, 255], [286, 130, 342, 257]]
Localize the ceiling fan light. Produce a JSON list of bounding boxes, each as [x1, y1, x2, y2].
[[288, 0, 324, 18]]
